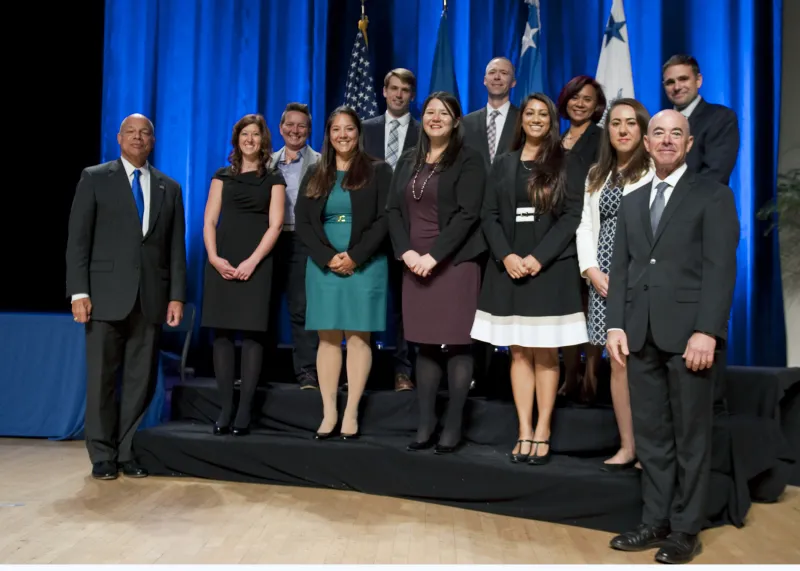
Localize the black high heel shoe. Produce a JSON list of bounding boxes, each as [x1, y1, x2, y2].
[[406, 434, 437, 451], [528, 440, 551, 465], [601, 457, 638, 472], [213, 424, 230, 436], [231, 426, 250, 436], [511, 439, 534, 463]]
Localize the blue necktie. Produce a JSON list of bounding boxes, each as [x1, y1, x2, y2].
[[132, 168, 145, 228]]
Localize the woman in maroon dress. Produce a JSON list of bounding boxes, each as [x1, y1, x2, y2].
[[386, 91, 487, 454]]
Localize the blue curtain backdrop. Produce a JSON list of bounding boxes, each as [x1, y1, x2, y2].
[[101, 0, 784, 367]]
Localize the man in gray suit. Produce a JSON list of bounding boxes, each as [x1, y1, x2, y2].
[[270, 103, 322, 389]]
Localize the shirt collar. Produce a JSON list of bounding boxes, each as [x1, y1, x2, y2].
[[385, 112, 411, 126], [279, 145, 306, 164], [120, 156, 149, 177], [486, 100, 511, 117], [678, 95, 702, 118], [654, 162, 688, 189]]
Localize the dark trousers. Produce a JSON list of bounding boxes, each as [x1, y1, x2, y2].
[[389, 258, 412, 377], [84, 298, 160, 464], [272, 231, 318, 378], [628, 327, 718, 535]]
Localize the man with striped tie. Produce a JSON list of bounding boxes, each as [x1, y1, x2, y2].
[[462, 57, 520, 168], [362, 68, 420, 392]]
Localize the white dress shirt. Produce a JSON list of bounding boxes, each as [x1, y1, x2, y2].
[[72, 157, 151, 302], [607, 163, 688, 333], [384, 111, 411, 157], [678, 95, 702, 118], [650, 162, 687, 207], [486, 100, 511, 145]]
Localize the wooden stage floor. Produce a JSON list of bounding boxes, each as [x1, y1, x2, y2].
[[0, 438, 797, 565]]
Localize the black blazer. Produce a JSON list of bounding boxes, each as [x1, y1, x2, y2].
[[387, 145, 487, 265], [606, 169, 740, 354], [563, 122, 602, 181], [685, 98, 740, 185], [65, 158, 187, 323], [294, 159, 392, 268], [481, 150, 585, 269], [361, 115, 421, 161], [462, 104, 520, 167]]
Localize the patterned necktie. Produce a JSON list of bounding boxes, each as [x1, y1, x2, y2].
[[487, 109, 501, 163], [650, 181, 668, 233], [132, 168, 145, 229], [386, 119, 400, 169]]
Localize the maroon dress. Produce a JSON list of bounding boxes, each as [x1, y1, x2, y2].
[[402, 163, 481, 345]]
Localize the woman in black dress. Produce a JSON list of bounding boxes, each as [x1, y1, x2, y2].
[[201, 114, 286, 435], [471, 93, 587, 465], [387, 91, 487, 454], [556, 75, 606, 402]]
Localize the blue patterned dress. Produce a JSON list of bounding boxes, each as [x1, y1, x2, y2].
[[588, 174, 623, 346]]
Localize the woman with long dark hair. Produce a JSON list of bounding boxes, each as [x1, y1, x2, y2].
[[387, 91, 487, 454], [471, 93, 587, 465], [576, 98, 654, 469], [295, 106, 392, 440], [202, 114, 286, 435]]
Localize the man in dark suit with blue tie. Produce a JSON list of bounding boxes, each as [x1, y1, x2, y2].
[[66, 114, 187, 480], [361, 68, 420, 391], [605, 110, 739, 564], [662, 54, 740, 185]]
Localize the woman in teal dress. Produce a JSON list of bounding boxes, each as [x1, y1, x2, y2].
[[294, 106, 392, 440]]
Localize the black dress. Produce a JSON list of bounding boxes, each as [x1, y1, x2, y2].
[[471, 159, 588, 348], [201, 166, 285, 332]]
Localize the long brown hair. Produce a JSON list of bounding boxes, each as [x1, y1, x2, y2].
[[412, 91, 464, 172], [512, 93, 566, 214], [228, 114, 272, 176], [305, 106, 372, 199], [587, 98, 651, 194]]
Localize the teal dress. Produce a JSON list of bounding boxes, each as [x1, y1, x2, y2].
[[305, 172, 388, 331]]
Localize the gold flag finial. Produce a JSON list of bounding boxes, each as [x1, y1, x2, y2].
[[359, 0, 369, 47]]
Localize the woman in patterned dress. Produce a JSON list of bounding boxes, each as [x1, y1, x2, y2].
[[576, 98, 654, 469]]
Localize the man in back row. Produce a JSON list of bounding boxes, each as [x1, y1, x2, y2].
[[362, 68, 420, 392]]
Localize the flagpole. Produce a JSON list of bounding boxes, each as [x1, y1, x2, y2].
[[359, 0, 369, 47]]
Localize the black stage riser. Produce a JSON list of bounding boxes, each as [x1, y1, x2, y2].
[[171, 380, 620, 454], [134, 421, 738, 534]]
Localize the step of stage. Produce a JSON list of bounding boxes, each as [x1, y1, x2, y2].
[[133, 420, 740, 534], [170, 378, 621, 454]]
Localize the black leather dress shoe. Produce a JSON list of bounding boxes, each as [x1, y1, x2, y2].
[[610, 523, 670, 551], [231, 426, 250, 436], [213, 424, 230, 436], [406, 436, 436, 451], [655, 532, 702, 564], [91, 461, 118, 480], [120, 462, 148, 478]]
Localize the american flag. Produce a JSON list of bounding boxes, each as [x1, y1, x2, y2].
[[343, 31, 379, 120]]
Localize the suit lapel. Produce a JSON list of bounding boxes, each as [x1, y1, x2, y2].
[[395, 159, 414, 221], [638, 182, 654, 245], [651, 171, 692, 247], [145, 168, 165, 239], [497, 106, 518, 156], [109, 159, 142, 229], [506, 150, 522, 212], [475, 108, 490, 163], [403, 119, 419, 152]]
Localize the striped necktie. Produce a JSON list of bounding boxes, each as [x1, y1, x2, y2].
[[386, 119, 400, 168], [487, 109, 501, 163]]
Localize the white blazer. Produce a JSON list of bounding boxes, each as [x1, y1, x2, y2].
[[575, 165, 656, 278]]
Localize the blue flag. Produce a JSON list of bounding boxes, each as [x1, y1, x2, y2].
[[517, 0, 544, 100], [429, 10, 460, 101], [343, 27, 379, 120]]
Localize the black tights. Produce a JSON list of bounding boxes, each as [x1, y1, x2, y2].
[[213, 329, 265, 429], [415, 344, 474, 448]]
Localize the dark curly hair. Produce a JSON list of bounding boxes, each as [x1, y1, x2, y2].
[[556, 75, 606, 123], [228, 114, 272, 176]]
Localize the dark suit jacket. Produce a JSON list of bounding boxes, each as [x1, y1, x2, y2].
[[361, 115, 421, 160], [65, 158, 187, 323], [686, 98, 740, 185], [481, 150, 585, 269], [387, 145, 487, 265], [462, 104, 520, 167], [606, 169, 740, 354], [294, 159, 392, 268], [563, 122, 603, 181]]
